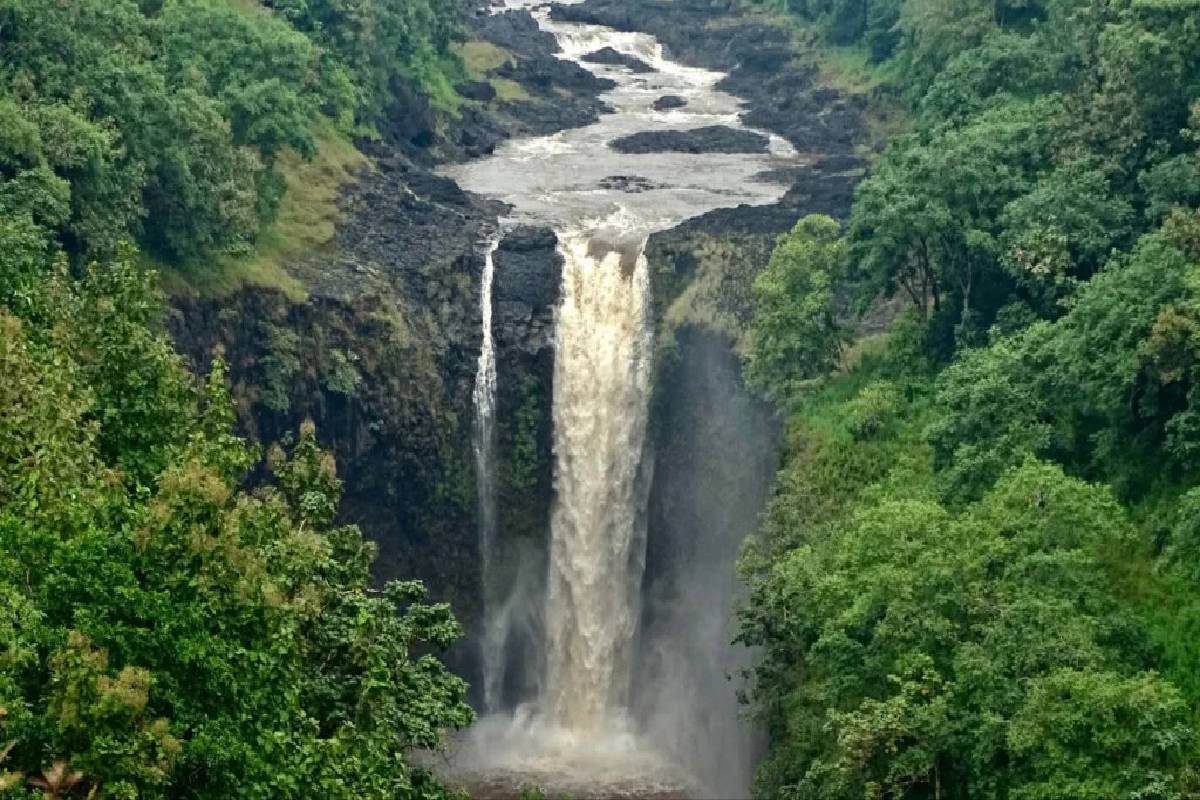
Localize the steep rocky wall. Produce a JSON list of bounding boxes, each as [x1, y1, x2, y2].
[[167, 5, 596, 678], [170, 287, 480, 608], [492, 226, 559, 553], [481, 225, 562, 705]]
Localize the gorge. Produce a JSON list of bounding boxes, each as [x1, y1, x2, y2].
[[162, 0, 872, 795], [6, 0, 1200, 797], [163, 0, 871, 793], [439, 0, 809, 795]]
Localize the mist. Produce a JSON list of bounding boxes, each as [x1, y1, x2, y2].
[[634, 326, 780, 797]]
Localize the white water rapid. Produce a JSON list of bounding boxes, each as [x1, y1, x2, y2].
[[443, 0, 803, 795]]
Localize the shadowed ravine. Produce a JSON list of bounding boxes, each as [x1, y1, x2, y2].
[[438, 0, 802, 796]]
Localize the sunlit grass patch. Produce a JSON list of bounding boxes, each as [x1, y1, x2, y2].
[[162, 117, 369, 303], [490, 77, 532, 104], [455, 40, 513, 77]]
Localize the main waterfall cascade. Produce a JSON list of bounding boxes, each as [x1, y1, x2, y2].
[[544, 232, 654, 728], [446, 0, 803, 794]]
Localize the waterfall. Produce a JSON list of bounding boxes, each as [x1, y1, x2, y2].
[[473, 234, 503, 714], [543, 228, 654, 729], [439, 0, 801, 791]]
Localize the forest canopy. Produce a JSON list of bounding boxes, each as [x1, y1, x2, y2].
[[0, 0, 464, 265], [0, 1, 473, 797], [742, 0, 1200, 796]]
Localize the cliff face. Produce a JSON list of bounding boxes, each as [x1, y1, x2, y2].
[[168, 158, 499, 626], [167, 0, 875, 694], [167, 6, 575, 668], [492, 226, 559, 554]]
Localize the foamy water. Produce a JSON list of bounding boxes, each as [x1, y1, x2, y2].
[[442, 0, 797, 234]]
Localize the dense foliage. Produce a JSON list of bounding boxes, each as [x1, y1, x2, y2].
[[0, 3, 472, 796], [0, 0, 462, 265], [0, 233, 472, 798], [741, 0, 1200, 796]]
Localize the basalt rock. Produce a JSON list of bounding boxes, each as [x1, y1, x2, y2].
[[552, 0, 868, 159], [495, 225, 562, 343], [463, 8, 617, 142], [496, 56, 615, 96], [581, 46, 655, 73], [599, 174, 663, 192], [490, 226, 559, 654], [652, 94, 687, 111], [610, 125, 770, 154], [470, 8, 558, 58], [458, 79, 498, 103], [489, 56, 617, 136]]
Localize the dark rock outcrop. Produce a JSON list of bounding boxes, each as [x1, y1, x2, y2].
[[599, 174, 664, 193], [581, 46, 655, 73], [487, 227, 560, 702], [488, 56, 616, 136], [610, 125, 770, 154], [470, 8, 558, 58], [495, 56, 615, 98], [457, 79, 498, 103], [462, 8, 616, 141], [494, 225, 562, 355], [652, 94, 687, 111]]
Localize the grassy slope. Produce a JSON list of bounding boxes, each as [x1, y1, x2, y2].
[[722, 1, 909, 148], [160, 117, 369, 303]]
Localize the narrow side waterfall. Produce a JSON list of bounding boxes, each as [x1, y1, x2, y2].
[[473, 235, 503, 713], [544, 231, 654, 729]]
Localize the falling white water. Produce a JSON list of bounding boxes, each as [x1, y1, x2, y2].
[[544, 229, 654, 729], [473, 234, 503, 713]]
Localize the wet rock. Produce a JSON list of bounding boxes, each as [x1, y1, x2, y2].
[[495, 226, 562, 314], [581, 46, 655, 73], [496, 56, 614, 96], [446, 8, 617, 147], [552, 0, 867, 158], [652, 94, 687, 111], [455, 107, 503, 158], [609, 125, 770, 154], [598, 175, 663, 192], [487, 55, 617, 137]]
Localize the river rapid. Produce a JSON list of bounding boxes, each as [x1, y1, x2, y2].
[[437, 1, 802, 797]]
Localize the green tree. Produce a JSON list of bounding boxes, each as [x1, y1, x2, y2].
[[740, 461, 1190, 799], [746, 215, 850, 402], [0, 247, 472, 799]]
